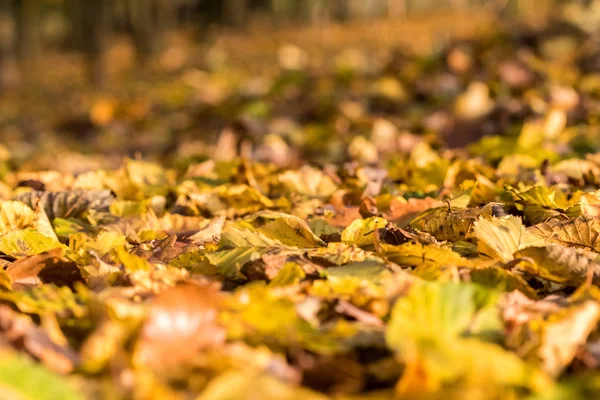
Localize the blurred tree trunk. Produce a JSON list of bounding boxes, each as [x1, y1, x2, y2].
[[128, 0, 158, 63], [0, 0, 19, 89], [156, 0, 178, 36], [307, 0, 329, 26], [224, 0, 248, 27], [128, 0, 182, 65], [16, 0, 41, 77], [271, 0, 298, 26], [331, 0, 349, 21], [69, 0, 111, 86]]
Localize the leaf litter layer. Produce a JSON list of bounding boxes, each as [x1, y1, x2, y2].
[[3, 11, 600, 400]]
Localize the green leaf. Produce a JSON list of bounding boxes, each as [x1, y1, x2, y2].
[[0, 351, 84, 400], [109, 200, 148, 217], [386, 282, 548, 392], [207, 222, 293, 278], [386, 282, 500, 345], [326, 261, 390, 282]]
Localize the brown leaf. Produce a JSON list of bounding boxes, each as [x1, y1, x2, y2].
[[301, 354, 365, 394], [527, 216, 600, 255], [359, 196, 379, 219], [188, 216, 225, 246], [6, 248, 83, 288], [383, 197, 441, 226], [326, 191, 362, 229], [581, 191, 600, 218], [135, 282, 226, 373], [335, 300, 384, 328], [0, 306, 79, 374], [515, 245, 600, 285], [539, 301, 600, 376], [500, 291, 562, 332], [378, 224, 439, 246], [409, 203, 502, 242], [131, 235, 189, 264]]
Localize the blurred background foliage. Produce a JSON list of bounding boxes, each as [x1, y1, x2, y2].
[[1, 0, 597, 170], [0, 0, 561, 87]]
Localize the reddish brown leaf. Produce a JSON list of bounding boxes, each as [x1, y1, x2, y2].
[[6, 248, 83, 289], [135, 282, 226, 373], [0, 306, 78, 374]]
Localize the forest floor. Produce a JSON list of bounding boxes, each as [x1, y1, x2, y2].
[[1, 6, 600, 400]]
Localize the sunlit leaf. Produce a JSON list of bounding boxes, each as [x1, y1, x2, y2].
[[474, 216, 544, 262], [197, 371, 328, 400], [410, 203, 503, 242], [0, 230, 68, 258], [134, 283, 225, 374], [381, 242, 471, 269], [505, 185, 581, 225], [341, 217, 387, 248], [515, 245, 600, 285], [0, 201, 35, 235], [0, 350, 84, 400], [528, 216, 600, 255], [538, 301, 600, 377]]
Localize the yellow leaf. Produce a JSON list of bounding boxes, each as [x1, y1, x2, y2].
[[473, 216, 544, 262]]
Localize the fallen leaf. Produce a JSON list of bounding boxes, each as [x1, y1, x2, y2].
[[135, 283, 225, 373]]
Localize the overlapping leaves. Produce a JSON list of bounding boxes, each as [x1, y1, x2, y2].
[[2, 9, 600, 400]]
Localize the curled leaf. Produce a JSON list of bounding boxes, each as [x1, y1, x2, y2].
[[15, 190, 114, 220], [410, 203, 503, 242], [6, 248, 83, 288]]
